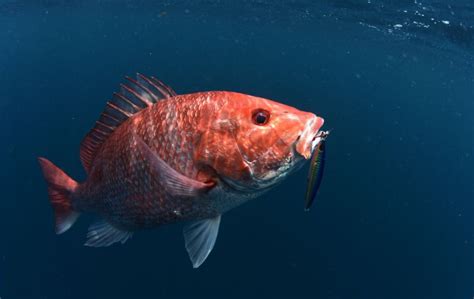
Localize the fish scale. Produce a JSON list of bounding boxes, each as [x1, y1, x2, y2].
[[80, 101, 201, 228], [38, 74, 325, 267]]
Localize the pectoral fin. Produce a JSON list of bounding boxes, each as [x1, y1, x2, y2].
[[183, 215, 221, 268], [134, 134, 214, 197]]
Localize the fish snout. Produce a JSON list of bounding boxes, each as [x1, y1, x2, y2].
[[295, 115, 324, 159]]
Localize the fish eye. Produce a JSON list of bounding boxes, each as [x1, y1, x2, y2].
[[252, 109, 270, 126]]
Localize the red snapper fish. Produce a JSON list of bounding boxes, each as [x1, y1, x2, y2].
[[38, 74, 325, 268]]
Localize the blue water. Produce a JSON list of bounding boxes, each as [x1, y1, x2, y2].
[[1, 1, 473, 298]]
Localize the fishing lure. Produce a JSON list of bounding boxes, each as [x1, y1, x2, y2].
[[305, 130, 329, 211]]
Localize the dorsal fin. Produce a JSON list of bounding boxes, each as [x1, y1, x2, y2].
[[79, 74, 177, 173]]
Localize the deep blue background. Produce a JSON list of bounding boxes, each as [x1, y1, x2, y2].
[[1, 1, 473, 298]]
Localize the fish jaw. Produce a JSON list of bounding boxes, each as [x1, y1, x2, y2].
[[295, 115, 325, 159]]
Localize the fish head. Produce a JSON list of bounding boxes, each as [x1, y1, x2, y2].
[[195, 92, 324, 192]]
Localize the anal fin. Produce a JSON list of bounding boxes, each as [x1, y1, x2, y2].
[[85, 220, 133, 247], [183, 215, 221, 268]]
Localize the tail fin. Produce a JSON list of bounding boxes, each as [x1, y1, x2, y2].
[[38, 157, 80, 234]]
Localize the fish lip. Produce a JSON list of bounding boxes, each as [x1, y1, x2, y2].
[[295, 116, 325, 159]]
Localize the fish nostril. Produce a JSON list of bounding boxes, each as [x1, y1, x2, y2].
[[296, 135, 301, 142]]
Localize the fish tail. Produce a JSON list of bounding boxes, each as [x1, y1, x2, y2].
[[38, 157, 80, 234]]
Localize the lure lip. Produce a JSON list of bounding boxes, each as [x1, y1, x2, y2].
[[310, 130, 330, 153]]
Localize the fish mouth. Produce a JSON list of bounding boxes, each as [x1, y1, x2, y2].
[[295, 116, 325, 159]]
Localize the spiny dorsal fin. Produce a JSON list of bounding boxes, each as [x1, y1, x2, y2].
[[80, 73, 177, 173]]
